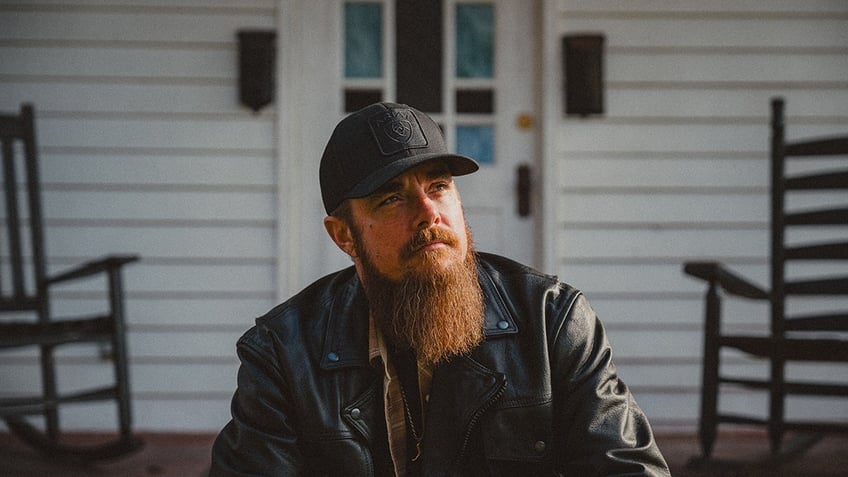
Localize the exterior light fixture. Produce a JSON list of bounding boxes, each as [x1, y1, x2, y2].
[[562, 34, 605, 117]]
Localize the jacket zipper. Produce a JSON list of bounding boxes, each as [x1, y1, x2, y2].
[[454, 378, 507, 466]]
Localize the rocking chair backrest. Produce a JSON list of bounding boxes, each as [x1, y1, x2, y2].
[[0, 103, 48, 312], [770, 98, 848, 336]]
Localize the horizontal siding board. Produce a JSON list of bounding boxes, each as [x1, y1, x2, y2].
[[41, 190, 275, 222], [629, 392, 700, 427], [616, 363, 742, 389], [557, 263, 768, 296], [627, 391, 841, 428], [0, 399, 233, 432], [558, 0, 848, 14], [132, 363, 238, 395], [608, 52, 848, 83], [603, 329, 702, 360], [561, 155, 847, 189], [786, 193, 848, 213], [616, 362, 848, 390], [607, 89, 848, 118], [558, 193, 767, 224], [784, 396, 848, 420], [556, 123, 848, 153], [0, 331, 245, 360], [0, 363, 238, 395], [133, 399, 232, 432], [50, 297, 275, 327], [0, 11, 274, 43], [134, 363, 238, 394], [45, 263, 275, 294], [557, 123, 768, 153], [44, 226, 275, 258], [6, 226, 274, 259], [130, 331, 244, 359], [590, 295, 847, 329], [40, 152, 275, 187], [586, 297, 768, 328], [0, 46, 234, 78], [35, 118, 273, 150], [1, 82, 244, 114], [557, 229, 769, 259], [562, 18, 848, 49], [560, 157, 768, 189], [1, 0, 275, 9]]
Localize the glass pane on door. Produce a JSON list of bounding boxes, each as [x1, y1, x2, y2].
[[456, 125, 494, 164], [345, 3, 383, 78], [456, 4, 494, 78]]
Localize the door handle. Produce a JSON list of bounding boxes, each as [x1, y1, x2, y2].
[[517, 164, 531, 217]]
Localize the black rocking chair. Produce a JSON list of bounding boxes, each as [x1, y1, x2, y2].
[[0, 103, 142, 460], [684, 97, 848, 462]]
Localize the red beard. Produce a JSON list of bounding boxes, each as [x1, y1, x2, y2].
[[355, 226, 485, 365]]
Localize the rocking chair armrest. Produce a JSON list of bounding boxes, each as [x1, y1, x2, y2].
[[683, 261, 769, 300], [47, 255, 140, 284]]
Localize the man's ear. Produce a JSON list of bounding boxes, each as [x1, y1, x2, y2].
[[323, 215, 358, 258]]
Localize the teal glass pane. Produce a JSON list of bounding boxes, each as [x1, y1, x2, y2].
[[345, 3, 382, 78], [456, 4, 493, 78], [456, 125, 494, 164]]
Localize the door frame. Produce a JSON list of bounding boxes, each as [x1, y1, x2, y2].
[[274, 0, 557, 299]]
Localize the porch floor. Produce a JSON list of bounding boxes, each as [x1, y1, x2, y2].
[[1, 430, 846, 476]]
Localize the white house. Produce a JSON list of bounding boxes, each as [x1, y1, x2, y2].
[[1, 0, 846, 434]]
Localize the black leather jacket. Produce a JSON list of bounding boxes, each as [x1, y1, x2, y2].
[[210, 253, 670, 476]]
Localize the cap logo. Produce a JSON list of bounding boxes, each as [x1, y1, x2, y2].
[[368, 108, 428, 156]]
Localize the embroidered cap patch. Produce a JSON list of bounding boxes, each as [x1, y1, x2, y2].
[[368, 108, 428, 156]]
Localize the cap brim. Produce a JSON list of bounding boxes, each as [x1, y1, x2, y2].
[[344, 153, 479, 200]]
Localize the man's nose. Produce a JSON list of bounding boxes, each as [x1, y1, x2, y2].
[[413, 192, 441, 230]]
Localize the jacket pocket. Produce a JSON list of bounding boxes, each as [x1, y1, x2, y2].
[[299, 376, 386, 476], [300, 437, 374, 476], [480, 401, 554, 475]]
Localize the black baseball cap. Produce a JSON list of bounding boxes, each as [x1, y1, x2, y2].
[[319, 102, 479, 214]]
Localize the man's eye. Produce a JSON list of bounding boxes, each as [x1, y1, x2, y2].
[[379, 195, 401, 206]]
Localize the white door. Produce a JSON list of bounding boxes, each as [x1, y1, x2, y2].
[[277, 0, 541, 296]]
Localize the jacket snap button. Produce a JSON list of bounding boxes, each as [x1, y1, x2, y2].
[[327, 352, 340, 362], [497, 320, 509, 330], [350, 408, 361, 420], [534, 440, 546, 453]]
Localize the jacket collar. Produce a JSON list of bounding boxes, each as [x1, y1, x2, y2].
[[319, 258, 519, 370]]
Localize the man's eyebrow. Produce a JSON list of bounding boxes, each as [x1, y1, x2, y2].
[[371, 179, 403, 196]]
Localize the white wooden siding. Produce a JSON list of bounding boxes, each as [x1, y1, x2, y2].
[[0, 0, 277, 432], [548, 0, 848, 430], [2, 0, 847, 434]]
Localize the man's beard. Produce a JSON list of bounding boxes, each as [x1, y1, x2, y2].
[[355, 226, 485, 366]]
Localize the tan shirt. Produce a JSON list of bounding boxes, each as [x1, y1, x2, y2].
[[368, 315, 432, 477]]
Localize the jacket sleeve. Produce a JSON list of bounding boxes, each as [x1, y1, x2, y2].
[[209, 327, 305, 477], [548, 290, 670, 476]]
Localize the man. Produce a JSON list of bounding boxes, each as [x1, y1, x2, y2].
[[210, 102, 670, 476]]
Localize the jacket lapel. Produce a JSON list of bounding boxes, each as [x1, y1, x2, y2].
[[319, 270, 370, 370]]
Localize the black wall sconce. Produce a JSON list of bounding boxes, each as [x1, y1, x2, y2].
[[238, 30, 276, 112], [562, 34, 605, 117]]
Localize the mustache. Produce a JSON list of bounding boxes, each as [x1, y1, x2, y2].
[[402, 227, 460, 260]]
